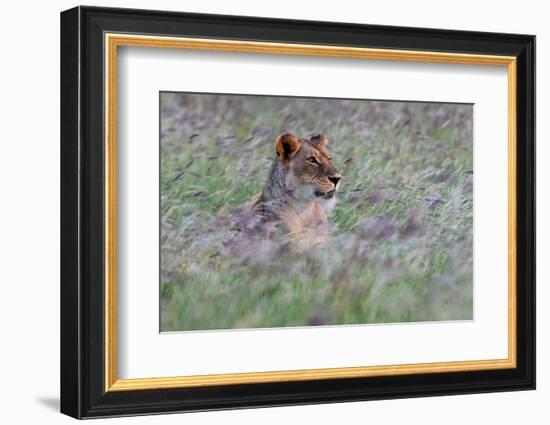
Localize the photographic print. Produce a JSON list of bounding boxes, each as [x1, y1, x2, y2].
[[160, 92, 474, 332], [61, 9, 535, 417]]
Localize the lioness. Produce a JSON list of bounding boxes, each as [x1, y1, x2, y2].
[[252, 133, 341, 242]]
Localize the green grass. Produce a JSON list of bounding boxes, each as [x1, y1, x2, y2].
[[160, 93, 473, 331]]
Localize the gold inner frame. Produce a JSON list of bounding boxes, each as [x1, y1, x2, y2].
[[104, 33, 517, 392]]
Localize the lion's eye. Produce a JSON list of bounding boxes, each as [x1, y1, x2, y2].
[[327, 156, 333, 161], [308, 156, 318, 164]]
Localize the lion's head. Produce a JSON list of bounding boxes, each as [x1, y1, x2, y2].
[[275, 133, 341, 210]]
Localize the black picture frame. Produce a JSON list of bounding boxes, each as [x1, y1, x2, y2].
[[61, 5, 535, 419]]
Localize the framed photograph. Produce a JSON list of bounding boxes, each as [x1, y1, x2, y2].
[[60, 6, 535, 419]]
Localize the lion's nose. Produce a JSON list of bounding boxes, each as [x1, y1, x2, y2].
[[328, 175, 341, 186]]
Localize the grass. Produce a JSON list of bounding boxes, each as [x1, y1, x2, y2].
[[160, 92, 473, 331]]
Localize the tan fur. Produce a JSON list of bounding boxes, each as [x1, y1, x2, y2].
[[251, 133, 341, 245]]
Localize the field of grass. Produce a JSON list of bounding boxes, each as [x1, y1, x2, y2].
[[160, 92, 473, 331]]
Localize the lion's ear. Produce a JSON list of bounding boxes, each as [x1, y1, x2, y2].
[[275, 133, 301, 162], [310, 134, 328, 147]]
